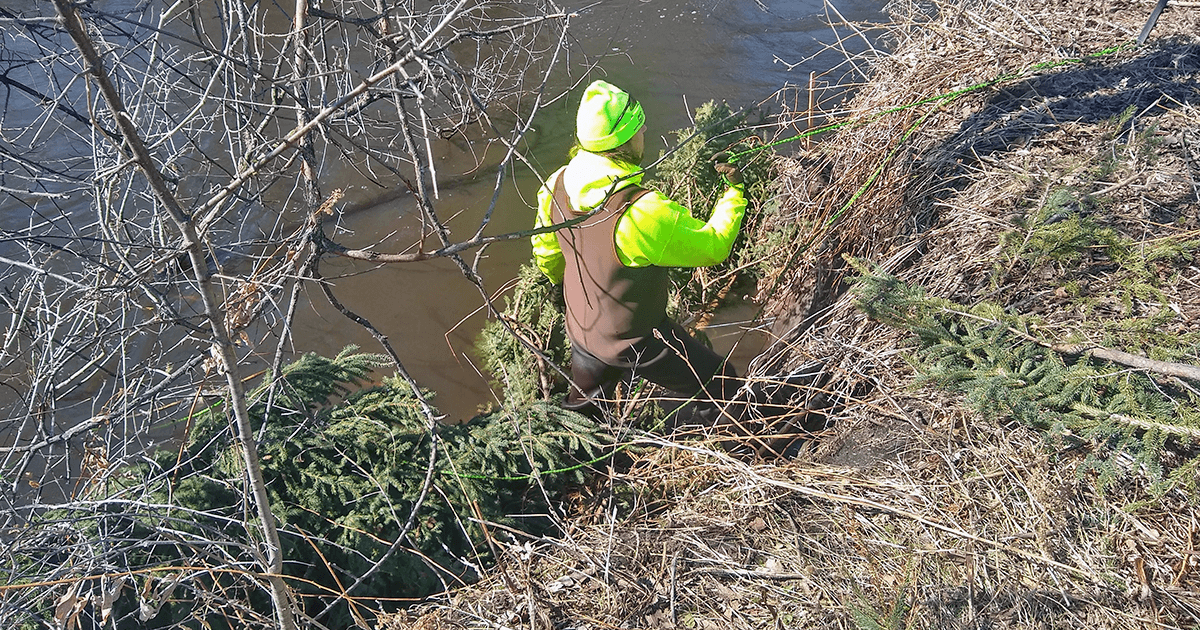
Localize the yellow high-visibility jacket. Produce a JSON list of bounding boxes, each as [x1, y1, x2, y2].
[[531, 150, 746, 284]]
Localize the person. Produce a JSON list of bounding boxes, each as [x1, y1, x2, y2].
[[530, 79, 748, 427]]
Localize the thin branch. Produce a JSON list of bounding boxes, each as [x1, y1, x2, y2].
[[52, 3, 299, 627]]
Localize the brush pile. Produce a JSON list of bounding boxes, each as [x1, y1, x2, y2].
[[387, 1, 1200, 627]]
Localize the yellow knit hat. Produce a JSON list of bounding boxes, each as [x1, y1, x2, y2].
[[575, 80, 645, 152]]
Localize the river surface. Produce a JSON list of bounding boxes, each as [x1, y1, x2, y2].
[[290, 0, 886, 420]]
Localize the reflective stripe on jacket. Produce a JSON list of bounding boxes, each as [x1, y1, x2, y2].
[[531, 150, 747, 285]]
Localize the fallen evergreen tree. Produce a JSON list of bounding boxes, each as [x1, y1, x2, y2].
[[10, 348, 611, 629]]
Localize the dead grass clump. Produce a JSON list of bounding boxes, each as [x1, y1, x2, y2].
[[757, 0, 1200, 347]]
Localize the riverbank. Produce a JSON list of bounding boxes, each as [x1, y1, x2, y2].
[[388, 1, 1200, 628]]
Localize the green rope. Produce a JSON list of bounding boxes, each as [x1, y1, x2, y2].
[[723, 41, 1133, 165], [826, 93, 943, 227]]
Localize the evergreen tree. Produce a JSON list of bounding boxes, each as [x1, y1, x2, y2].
[[36, 347, 617, 629], [476, 263, 571, 407]]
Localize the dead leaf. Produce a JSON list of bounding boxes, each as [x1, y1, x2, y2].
[[54, 582, 88, 630], [100, 575, 127, 624]]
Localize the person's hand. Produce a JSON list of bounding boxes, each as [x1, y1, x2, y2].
[[712, 152, 743, 186]]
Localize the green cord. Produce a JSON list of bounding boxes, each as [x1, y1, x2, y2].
[[723, 42, 1133, 165]]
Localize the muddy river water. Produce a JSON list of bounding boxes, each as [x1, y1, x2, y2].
[[289, 0, 884, 420]]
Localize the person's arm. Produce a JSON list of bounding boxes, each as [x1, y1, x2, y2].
[[614, 185, 747, 268], [531, 171, 566, 284]]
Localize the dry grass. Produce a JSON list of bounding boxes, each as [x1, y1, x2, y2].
[[384, 1, 1200, 628], [386, 416, 1199, 628]]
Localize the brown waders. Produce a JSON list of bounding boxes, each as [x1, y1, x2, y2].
[[550, 174, 744, 428]]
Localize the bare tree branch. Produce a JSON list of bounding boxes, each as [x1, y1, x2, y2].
[[51, 2, 299, 626]]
